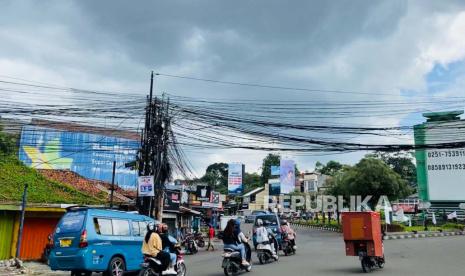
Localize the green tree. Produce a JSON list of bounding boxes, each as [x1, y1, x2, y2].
[[316, 160, 344, 176], [201, 162, 228, 193], [369, 151, 417, 187], [243, 172, 261, 193], [327, 157, 412, 207], [0, 124, 16, 156], [260, 153, 280, 184]]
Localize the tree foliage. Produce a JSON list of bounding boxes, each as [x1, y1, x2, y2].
[[369, 151, 417, 187], [316, 160, 344, 176], [260, 153, 280, 184], [326, 157, 413, 207], [0, 124, 16, 156]]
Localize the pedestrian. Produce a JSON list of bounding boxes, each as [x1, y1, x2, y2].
[[206, 224, 215, 251]]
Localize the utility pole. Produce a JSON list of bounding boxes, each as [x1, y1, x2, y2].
[[138, 72, 171, 222], [110, 161, 116, 208], [16, 184, 28, 258]]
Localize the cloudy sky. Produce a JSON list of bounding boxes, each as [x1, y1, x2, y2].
[[2, 0, 465, 176]]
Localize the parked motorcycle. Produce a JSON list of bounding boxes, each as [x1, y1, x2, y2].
[[181, 234, 198, 254], [193, 232, 205, 248], [138, 245, 187, 276], [222, 242, 252, 276], [281, 232, 296, 256]]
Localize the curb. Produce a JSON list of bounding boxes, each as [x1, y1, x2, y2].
[[384, 231, 465, 240], [290, 222, 342, 233], [291, 223, 465, 240]]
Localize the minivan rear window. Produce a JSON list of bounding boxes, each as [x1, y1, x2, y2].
[[57, 211, 86, 233], [256, 215, 278, 226]]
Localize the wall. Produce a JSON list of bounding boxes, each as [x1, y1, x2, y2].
[[0, 211, 15, 260]]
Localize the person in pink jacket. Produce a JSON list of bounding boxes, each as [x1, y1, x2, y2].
[[280, 220, 297, 249]]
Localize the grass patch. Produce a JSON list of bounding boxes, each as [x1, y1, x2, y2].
[[0, 154, 103, 204]]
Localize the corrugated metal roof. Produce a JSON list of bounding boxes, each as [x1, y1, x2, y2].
[[31, 119, 140, 140], [242, 187, 265, 197]]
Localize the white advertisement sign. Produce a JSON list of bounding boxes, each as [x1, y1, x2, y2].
[[138, 176, 155, 197], [426, 148, 465, 201]]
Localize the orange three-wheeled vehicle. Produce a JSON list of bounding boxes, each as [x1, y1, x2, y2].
[[341, 211, 385, 273]]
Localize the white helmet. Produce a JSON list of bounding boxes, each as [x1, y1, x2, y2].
[[147, 221, 160, 232]]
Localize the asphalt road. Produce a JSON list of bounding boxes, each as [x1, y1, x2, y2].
[[21, 225, 465, 276], [187, 224, 465, 276]]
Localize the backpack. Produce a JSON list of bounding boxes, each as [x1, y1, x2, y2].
[[255, 227, 269, 243]]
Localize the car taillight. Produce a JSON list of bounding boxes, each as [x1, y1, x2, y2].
[[48, 235, 54, 248], [79, 230, 88, 248]]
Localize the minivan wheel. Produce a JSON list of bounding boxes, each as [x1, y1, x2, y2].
[[106, 256, 126, 276]]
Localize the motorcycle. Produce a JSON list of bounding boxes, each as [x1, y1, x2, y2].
[[222, 242, 252, 276], [193, 232, 205, 248], [281, 232, 296, 256], [359, 250, 385, 273], [256, 233, 278, 264], [138, 245, 187, 276], [181, 234, 198, 254]]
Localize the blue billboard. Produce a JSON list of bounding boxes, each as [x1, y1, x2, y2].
[[228, 163, 243, 195], [19, 125, 139, 190]]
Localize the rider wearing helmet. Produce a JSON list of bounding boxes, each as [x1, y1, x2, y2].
[[255, 219, 278, 259], [222, 219, 250, 266], [280, 220, 297, 249], [142, 221, 171, 272]]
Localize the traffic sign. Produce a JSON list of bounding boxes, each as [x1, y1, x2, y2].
[[418, 202, 431, 210], [459, 203, 465, 210]]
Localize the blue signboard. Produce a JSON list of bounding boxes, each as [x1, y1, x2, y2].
[[19, 125, 139, 190], [271, 166, 280, 176], [228, 163, 243, 195]]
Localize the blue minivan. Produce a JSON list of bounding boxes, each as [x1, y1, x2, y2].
[[48, 207, 154, 276]]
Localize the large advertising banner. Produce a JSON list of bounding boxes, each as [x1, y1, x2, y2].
[[280, 159, 295, 194], [228, 163, 243, 195], [19, 125, 139, 189], [424, 121, 465, 201]]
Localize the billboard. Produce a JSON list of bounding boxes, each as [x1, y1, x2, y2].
[[19, 125, 139, 190], [423, 120, 465, 201], [280, 159, 295, 194], [269, 179, 281, 195], [196, 185, 211, 201], [228, 163, 243, 195]]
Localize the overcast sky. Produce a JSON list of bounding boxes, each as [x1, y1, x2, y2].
[[2, 0, 465, 176]]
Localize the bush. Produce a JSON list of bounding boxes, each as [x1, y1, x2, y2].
[[381, 223, 405, 232]]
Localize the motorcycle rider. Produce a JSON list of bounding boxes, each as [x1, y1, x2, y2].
[[255, 218, 278, 260], [222, 219, 250, 266], [158, 223, 178, 275], [142, 222, 171, 273], [280, 220, 297, 249]]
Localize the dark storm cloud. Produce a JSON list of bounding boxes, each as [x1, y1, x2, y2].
[[73, 0, 406, 75]]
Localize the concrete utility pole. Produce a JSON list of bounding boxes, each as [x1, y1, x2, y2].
[[138, 72, 171, 221], [16, 184, 28, 258], [110, 160, 116, 208]]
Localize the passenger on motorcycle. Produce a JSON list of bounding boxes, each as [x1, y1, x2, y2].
[[158, 224, 178, 275], [255, 219, 278, 260], [141, 222, 171, 273], [280, 220, 297, 249], [222, 219, 250, 266]]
